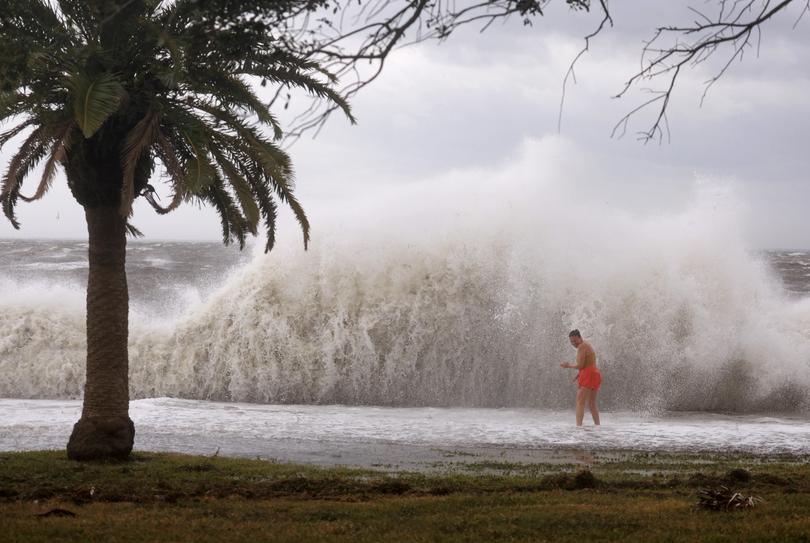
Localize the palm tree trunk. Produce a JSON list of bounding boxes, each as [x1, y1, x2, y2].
[[66, 205, 134, 460]]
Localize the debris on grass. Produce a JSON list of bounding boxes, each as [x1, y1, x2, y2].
[[36, 508, 77, 518], [696, 485, 763, 511]]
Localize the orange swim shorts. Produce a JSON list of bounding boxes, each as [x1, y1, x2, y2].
[[577, 366, 602, 391]]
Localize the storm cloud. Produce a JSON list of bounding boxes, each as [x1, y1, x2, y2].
[[1, 0, 808, 248]]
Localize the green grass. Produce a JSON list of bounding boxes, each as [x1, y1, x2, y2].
[[2, 450, 810, 542]]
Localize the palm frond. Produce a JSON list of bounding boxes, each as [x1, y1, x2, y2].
[[164, 108, 217, 194], [258, 49, 332, 79], [207, 132, 281, 251], [1, 125, 48, 199], [148, 132, 186, 214], [185, 72, 284, 139], [120, 108, 161, 216], [210, 147, 259, 234], [207, 130, 283, 252], [0, 125, 52, 227], [67, 71, 123, 138], [278, 186, 310, 250], [19, 120, 74, 202], [55, 0, 97, 40], [260, 191, 279, 253], [205, 120, 305, 247], [201, 176, 249, 249], [0, 93, 29, 123], [183, 145, 216, 194], [0, 1, 64, 57], [125, 222, 144, 238], [0, 119, 35, 149], [241, 130, 292, 181], [9, 0, 61, 26], [149, 23, 185, 89], [188, 106, 294, 206], [256, 67, 355, 124]]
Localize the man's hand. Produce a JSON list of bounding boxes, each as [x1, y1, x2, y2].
[[560, 362, 571, 368]]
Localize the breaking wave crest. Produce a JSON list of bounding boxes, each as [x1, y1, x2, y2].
[[2, 141, 809, 412]]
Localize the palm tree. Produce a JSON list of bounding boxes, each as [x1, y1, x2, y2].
[[0, 0, 352, 460]]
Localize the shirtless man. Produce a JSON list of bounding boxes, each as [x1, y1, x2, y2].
[[560, 329, 601, 426]]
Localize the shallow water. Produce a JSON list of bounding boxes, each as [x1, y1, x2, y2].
[[2, 398, 808, 468]]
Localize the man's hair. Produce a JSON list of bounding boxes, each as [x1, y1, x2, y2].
[[568, 329, 581, 338]]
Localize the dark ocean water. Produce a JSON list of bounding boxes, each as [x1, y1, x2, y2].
[[0, 239, 252, 315], [767, 250, 810, 295]]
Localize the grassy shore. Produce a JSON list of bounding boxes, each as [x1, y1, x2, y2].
[[2, 450, 809, 542]]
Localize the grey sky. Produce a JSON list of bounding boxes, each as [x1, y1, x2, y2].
[[1, 0, 808, 248]]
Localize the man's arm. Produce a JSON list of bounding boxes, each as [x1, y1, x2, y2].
[[575, 345, 587, 369], [560, 346, 586, 369]]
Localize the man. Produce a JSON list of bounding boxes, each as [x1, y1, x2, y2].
[[560, 329, 601, 426]]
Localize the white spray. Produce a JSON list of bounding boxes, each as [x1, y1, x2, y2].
[[1, 138, 808, 411]]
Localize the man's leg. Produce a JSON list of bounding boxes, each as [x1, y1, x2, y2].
[[588, 389, 600, 426], [576, 387, 588, 426]]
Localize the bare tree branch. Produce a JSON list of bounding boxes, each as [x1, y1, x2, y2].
[[270, 0, 598, 144], [558, 0, 612, 133], [612, 0, 803, 143], [167, 0, 801, 147]]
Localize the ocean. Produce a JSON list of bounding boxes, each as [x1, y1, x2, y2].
[[2, 209, 810, 460], [2, 239, 809, 411]]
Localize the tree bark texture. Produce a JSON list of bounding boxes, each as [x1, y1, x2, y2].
[[66, 206, 134, 460]]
